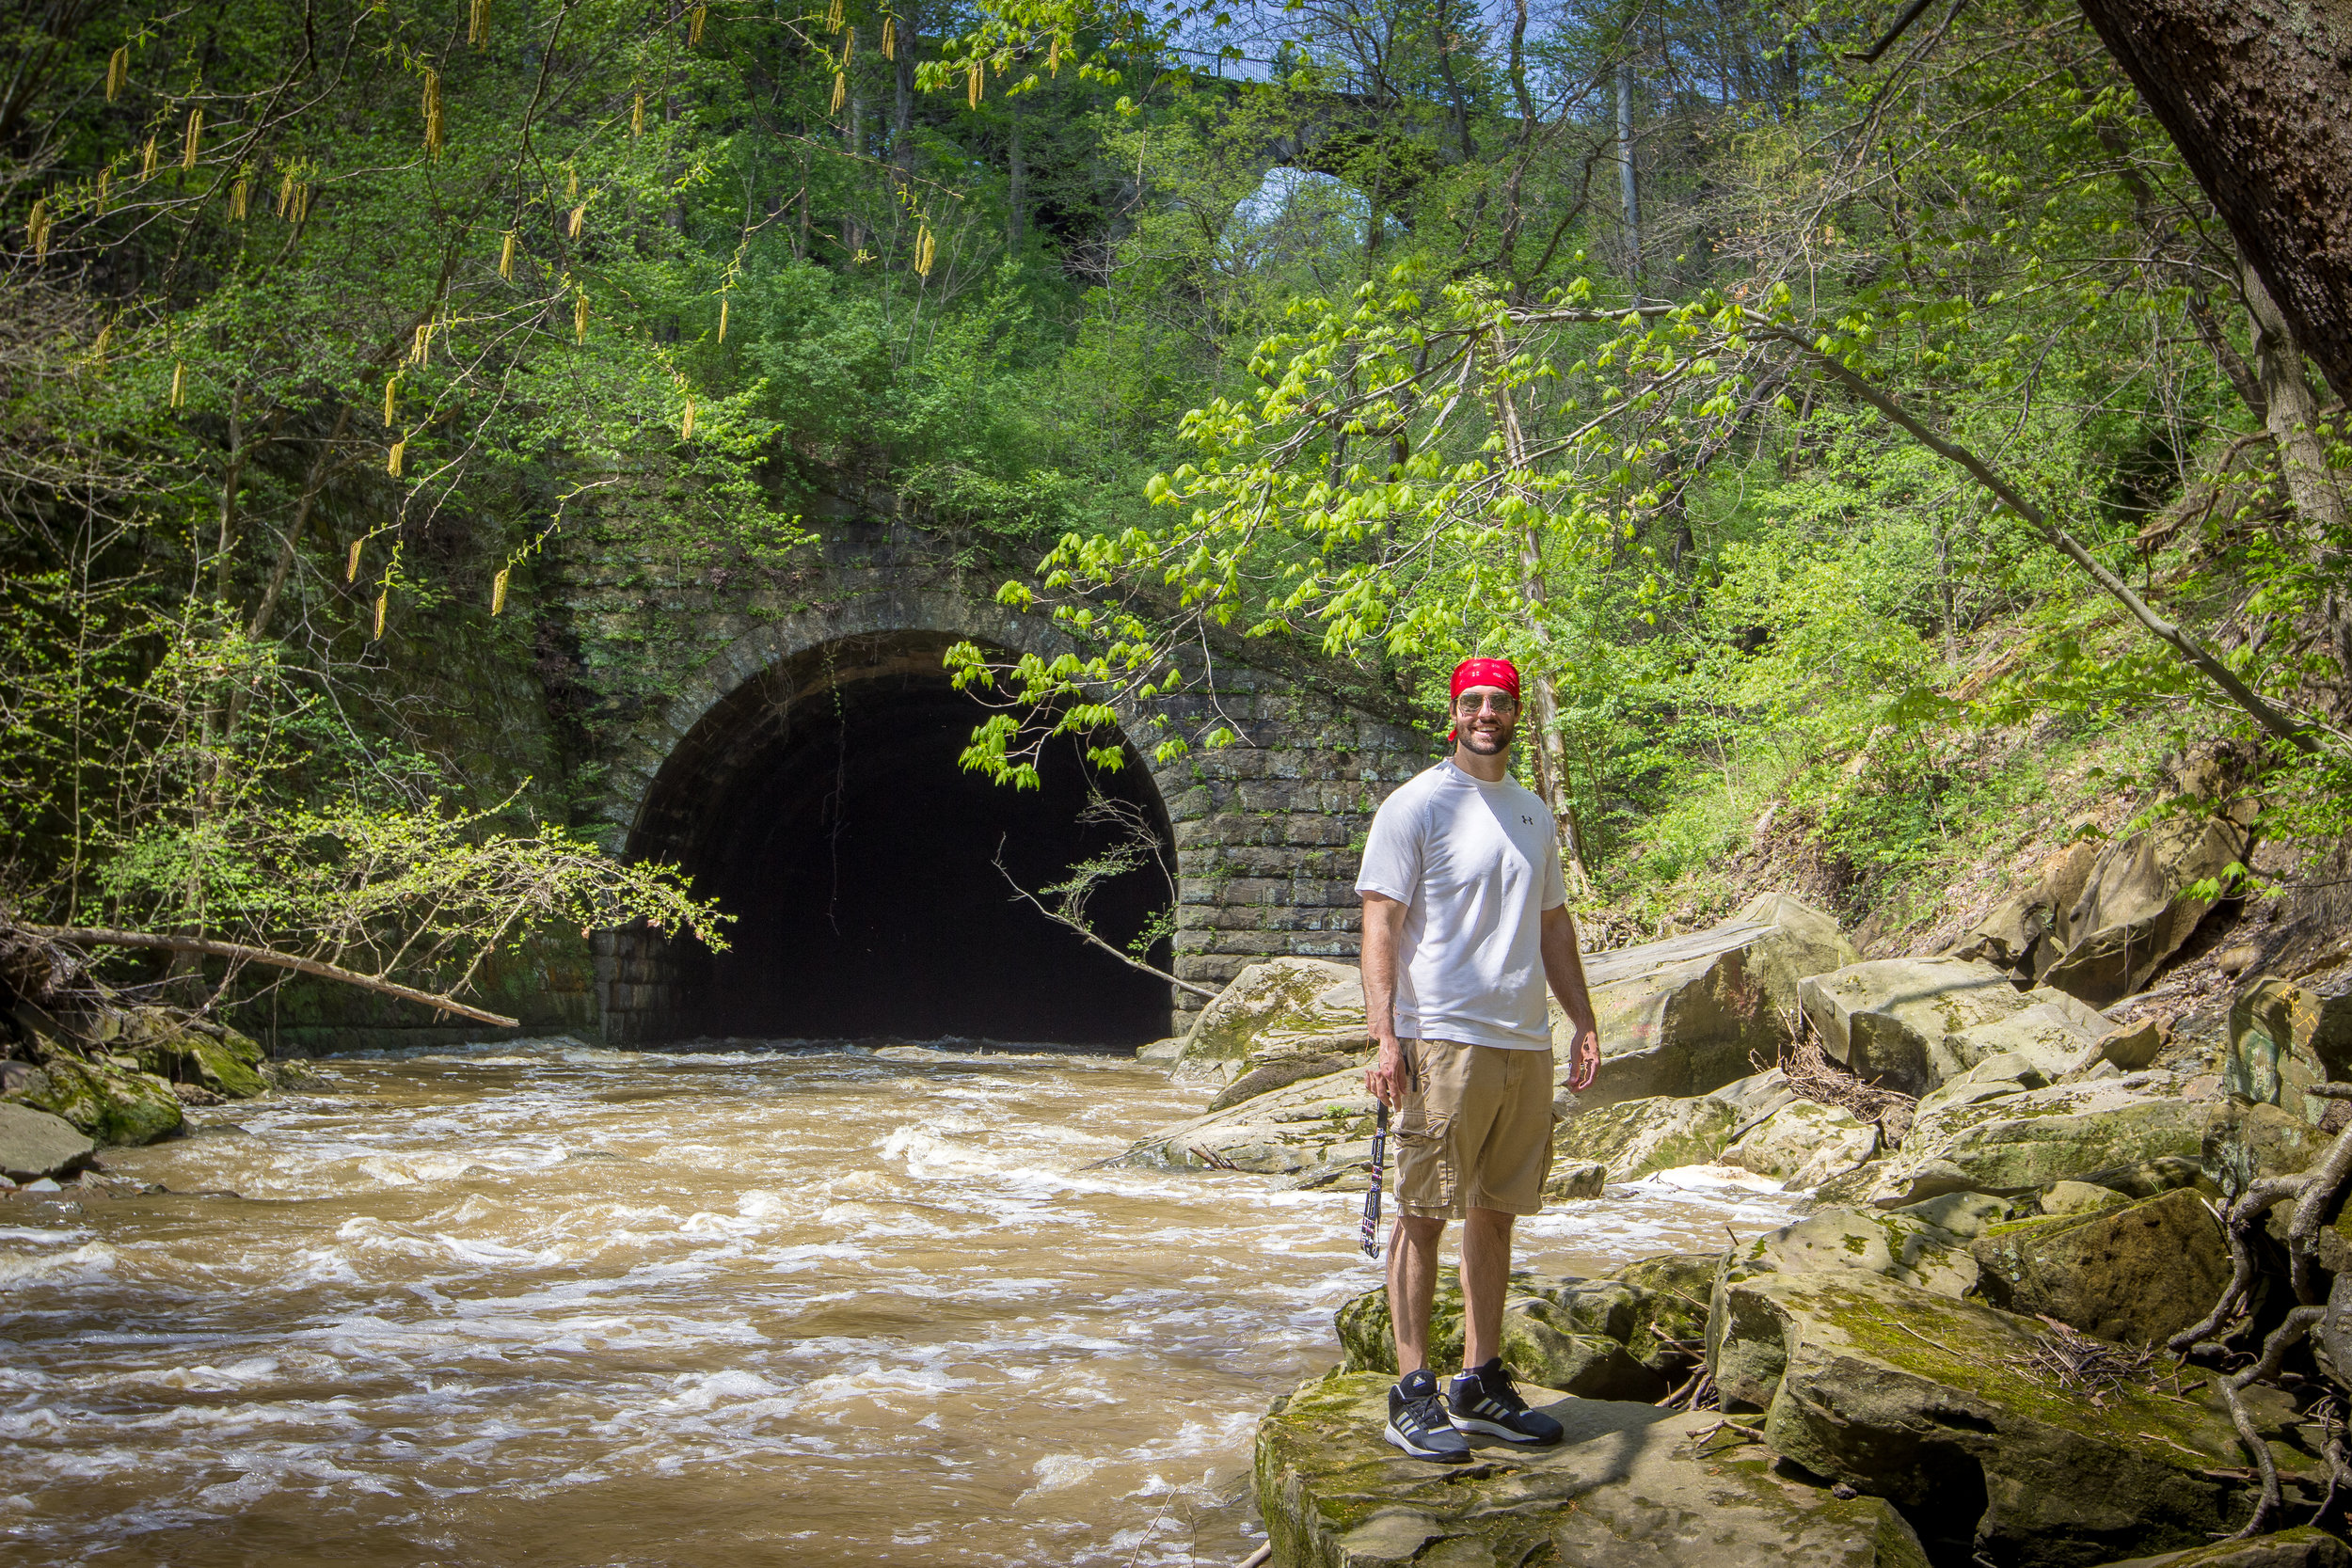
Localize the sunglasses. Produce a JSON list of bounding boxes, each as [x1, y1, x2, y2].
[[1453, 692, 1519, 717]]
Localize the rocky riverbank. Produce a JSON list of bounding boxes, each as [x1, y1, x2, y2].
[[0, 930, 287, 1185], [1135, 799, 2352, 1565]]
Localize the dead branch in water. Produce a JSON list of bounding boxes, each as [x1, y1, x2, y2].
[[19, 924, 520, 1028]]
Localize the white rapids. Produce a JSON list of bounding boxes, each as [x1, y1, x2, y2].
[[0, 1038, 1804, 1565]]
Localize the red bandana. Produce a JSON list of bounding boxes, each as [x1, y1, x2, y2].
[[1448, 657, 1521, 742]]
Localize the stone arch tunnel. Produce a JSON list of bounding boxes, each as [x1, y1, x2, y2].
[[622, 627, 1177, 1044], [584, 524, 1432, 1047]]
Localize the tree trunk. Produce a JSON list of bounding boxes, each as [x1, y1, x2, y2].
[[2075, 0, 2352, 402], [2243, 253, 2351, 538], [1007, 103, 1025, 251], [1615, 60, 1642, 300]]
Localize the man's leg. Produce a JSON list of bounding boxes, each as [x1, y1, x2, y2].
[[1387, 1212, 1447, 1372], [1457, 1206, 1515, 1370]]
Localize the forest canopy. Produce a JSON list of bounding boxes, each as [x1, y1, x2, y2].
[[1, 0, 2345, 991]]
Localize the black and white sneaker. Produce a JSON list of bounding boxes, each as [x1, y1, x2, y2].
[[1446, 1358, 1565, 1445], [1384, 1369, 1472, 1461]]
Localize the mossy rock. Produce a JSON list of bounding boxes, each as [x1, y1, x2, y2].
[[2090, 1524, 2352, 1566], [1861, 1079, 2328, 1209], [1177, 958, 1364, 1064], [1555, 1093, 1736, 1182], [7, 1054, 183, 1146], [128, 1021, 268, 1100], [1256, 1370, 1930, 1568], [1337, 1258, 1711, 1399], [1708, 1206, 1978, 1394], [1715, 1270, 2305, 1566], [1970, 1189, 2230, 1347]]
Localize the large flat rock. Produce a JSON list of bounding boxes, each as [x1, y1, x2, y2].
[[1716, 1270, 2298, 1565], [1116, 1065, 1373, 1175], [1566, 893, 1858, 1107], [0, 1101, 96, 1181], [1858, 1075, 2328, 1209], [1256, 1370, 1930, 1568], [1798, 957, 2106, 1097]]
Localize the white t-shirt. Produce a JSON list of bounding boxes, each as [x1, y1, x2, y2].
[[1354, 761, 1567, 1051]]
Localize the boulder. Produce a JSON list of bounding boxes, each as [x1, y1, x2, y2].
[[1719, 1100, 1878, 1191], [1859, 1075, 2328, 1210], [1336, 1266, 1664, 1401], [1708, 1206, 1978, 1397], [1337, 1255, 1721, 1399], [2040, 1180, 2134, 1217], [1172, 958, 1365, 1079], [1715, 1269, 2296, 1565], [1565, 893, 1858, 1107], [1541, 1159, 1606, 1200], [1117, 1065, 1372, 1175], [1554, 1094, 1736, 1183], [1798, 957, 2106, 1097], [2226, 964, 2352, 1125], [2090, 1527, 2352, 1567], [2041, 814, 2251, 1006], [1953, 842, 2102, 975], [4, 1053, 183, 1145], [1969, 1189, 2231, 1347], [1206, 1051, 1362, 1113], [1708, 1065, 1798, 1136], [1256, 1370, 1931, 1568], [0, 1101, 96, 1181]]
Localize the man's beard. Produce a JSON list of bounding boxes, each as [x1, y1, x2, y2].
[[1459, 719, 1517, 755]]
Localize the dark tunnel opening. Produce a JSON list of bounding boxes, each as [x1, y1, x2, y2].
[[636, 634, 1176, 1046]]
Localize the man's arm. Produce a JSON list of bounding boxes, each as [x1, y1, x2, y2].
[[1361, 892, 1411, 1108], [1542, 904, 1601, 1092]]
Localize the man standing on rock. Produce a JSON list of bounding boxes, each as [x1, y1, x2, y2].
[[1356, 656, 1603, 1461]]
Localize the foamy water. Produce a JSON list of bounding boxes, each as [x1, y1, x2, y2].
[[0, 1039, 1804, 1565]]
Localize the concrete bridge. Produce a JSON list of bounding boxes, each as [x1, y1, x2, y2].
[[577, 502, 1433, 1046]]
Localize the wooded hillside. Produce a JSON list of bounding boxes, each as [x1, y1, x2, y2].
[[2, 0, 2345, 999]]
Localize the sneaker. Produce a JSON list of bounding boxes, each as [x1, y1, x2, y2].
[[1383, 1369, 1472, 1461], [1446, 1358, 1565, 1445]]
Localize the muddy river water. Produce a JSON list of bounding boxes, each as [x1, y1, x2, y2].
[[1, 1038, 1804, 1566]]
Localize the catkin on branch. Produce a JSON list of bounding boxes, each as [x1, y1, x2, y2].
[[469, 0, 489, 46], [96, 168, 111, 215], [681, 400, 695, 440], [830, 72, 846, 113], [373, 592, 387, 638], [568, 202, 585, 239], [574, 293, 588, 341], [182, 107, 201, 169], [882, 15, 894, 57], [632, 93, 644, 136], [384, 376, 398, 427], [346, 538, 362, 581], [141, 135, 158, 178], [967, 61, 982, 108], [422, 71, 444, 156], [499, 229, 516, 278], [689, 5, 707, 43], [826, 0, 843, 29], [168, 360, 186, 407], [717, 295, 729, 342], [388, 440, 405, 477], [914, 221, 934, 277], [92, 323, 111, 362], [491, 567, 510, 615], [1049, 36, 1059, 73], [106, 45, 128, 101], [229, 175, 247, 218], [27, 198, 49, 261]]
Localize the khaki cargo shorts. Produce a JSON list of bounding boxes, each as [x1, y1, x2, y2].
[[1392, 1037, 1555, 1218]]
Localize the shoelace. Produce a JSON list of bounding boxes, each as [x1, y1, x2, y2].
[[1478, 1368, 1529, 1413]]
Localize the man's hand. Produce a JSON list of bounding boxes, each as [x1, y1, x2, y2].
[[1567, 1024, 1600, 1092], [1366, 1036, 1410, 1109]]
